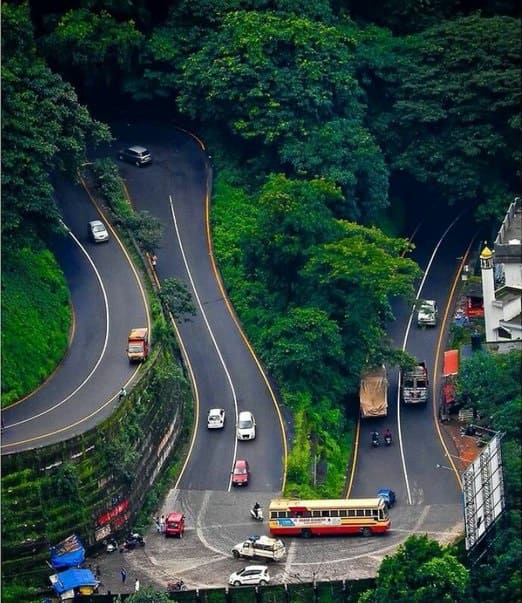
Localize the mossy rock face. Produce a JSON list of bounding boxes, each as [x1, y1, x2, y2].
[[1, 351, 191, 584]]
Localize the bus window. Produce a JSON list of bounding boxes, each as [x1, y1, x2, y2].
[[312, 510, 321, 518], [339, 510, 347, 517], [348, 510, 355, 517], [331, 510, 339, 517], [356, 510, 365, 517], [321, 510, 330, 517]]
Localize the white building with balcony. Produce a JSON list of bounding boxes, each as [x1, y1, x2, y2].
[[480, 197, 522, 346]]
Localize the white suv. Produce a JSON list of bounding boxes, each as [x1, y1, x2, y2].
[[237, 411, 256, 441], [229, 565, 270, 587]]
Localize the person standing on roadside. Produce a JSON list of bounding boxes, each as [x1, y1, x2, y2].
[[134, 578, 140, 592], [120, 567, 127, 583]]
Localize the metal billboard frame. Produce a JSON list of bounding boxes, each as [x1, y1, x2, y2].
[[462, 432, 505, 551]]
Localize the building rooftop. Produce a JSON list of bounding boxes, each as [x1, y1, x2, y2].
[[494, 197, 522, 264]]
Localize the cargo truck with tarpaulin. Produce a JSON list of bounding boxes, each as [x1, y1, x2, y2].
[[359, 365, 388, 418]]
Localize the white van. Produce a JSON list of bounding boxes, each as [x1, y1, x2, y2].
[[236, 411, 256, 440]]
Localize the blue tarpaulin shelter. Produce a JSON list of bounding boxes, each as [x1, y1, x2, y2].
[[50, 568, 98, 595], [49, 534, 85, 569]]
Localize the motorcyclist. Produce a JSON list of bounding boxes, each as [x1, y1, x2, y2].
[[384, 428, 392, 443], [253, 502, 261, 518], [371, 431, 379, 445]]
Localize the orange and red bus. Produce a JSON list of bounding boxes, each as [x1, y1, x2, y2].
[[268, 498, 390, 537]]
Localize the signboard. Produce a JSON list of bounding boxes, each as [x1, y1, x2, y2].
[[463, 434, 505, 551]]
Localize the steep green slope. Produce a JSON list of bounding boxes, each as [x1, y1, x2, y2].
[[1, 246, 71, 406]]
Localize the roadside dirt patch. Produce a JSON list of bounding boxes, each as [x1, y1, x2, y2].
[[440, 417, 482, 470]]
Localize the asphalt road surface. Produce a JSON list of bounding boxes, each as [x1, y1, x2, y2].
[[1, 178, 149, 453], [2, 121, 477, 589], [91, 125, 474, 591]]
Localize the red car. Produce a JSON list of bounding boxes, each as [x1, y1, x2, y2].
[[232, 459, 250, 486], [165, 512, 185, 538]]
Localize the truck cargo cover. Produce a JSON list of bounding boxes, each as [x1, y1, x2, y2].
[[360, 366, 388, 417]]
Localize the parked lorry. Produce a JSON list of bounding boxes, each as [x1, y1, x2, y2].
[[232, 535, 286, 561], [127, 328, 149, 362], [440, 349, 459, 419], [401, 361, 429, 404], [359, 365, 388, 418]]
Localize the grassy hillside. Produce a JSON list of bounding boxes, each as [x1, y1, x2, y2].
[[1, 246, 71, 407]]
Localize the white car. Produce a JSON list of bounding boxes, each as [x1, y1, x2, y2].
[[207, 408, 225, 429], [228, 565, 270, 587], [237, 411, 256, 441], [88, 220, 109, 243], [417, 299, 438, 327]]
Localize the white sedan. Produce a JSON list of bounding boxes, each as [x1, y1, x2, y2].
[[207, 408, 225, 429]]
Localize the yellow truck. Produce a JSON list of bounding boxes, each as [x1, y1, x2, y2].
[[127, 328, 149, 362]]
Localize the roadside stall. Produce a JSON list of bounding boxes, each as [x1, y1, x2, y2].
[[49, 534, 85, 570], [49, 568, 99, 601]]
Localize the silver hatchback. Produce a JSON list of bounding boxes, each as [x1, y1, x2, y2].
[[118, 145, 152, 167]]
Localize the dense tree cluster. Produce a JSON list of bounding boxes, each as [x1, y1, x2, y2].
[[455, 350, 522, 603], [359, 534, 471, 603], [1, 3, 110, 247], [1, 0, 519, 597]]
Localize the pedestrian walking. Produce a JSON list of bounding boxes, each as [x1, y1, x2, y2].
[[118, 387, 127, 402], [151, 253, 157, 268], [160, 515, 166, 534], [120, 567, 127, 583], [134, 578, 140, 592], [154, 516, 161, 533]]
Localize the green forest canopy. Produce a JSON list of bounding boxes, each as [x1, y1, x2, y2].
[[1, 2, 520, 598]]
